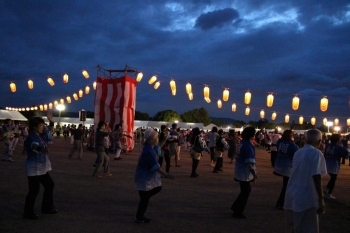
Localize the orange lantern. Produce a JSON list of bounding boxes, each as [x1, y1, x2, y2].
[[85, 86, 90, 94], [244, 91, 251, 104], [334, 118, 339, 126], [154, 81, 160, 89], [47, 77, 55, 86], [49, 103, 53, 109], [203, 86, 210, 98], [39, 105, 44, 111], [347, 118, 350, 126], [260, 110, 265, 119], [323, 118, 327, 125], [28, 79, 34, 89], [54, 101, 58, 108], [63, 73, 69, 84], [148, 75, 157, 85], [170, 80, 176, 91], [232, 103, 237, 112], [267, 94, 274, 107], [217, 99, 222, 108], [271, 112, 277, 120], [60, 98, 64, 104], [34, 106, 38, 110], [223, 89, 229, 102], [73, 93, 78, 100], [311, 117, 316, 126], [82, 70, 89, 78], [320, 97, 328, 112], [79, 89, 83, 98], [10, 82, 16, 92], [186, 83, 192, 94], [299, 116, 304, 125], [93, 81, 97, 90], [285, 114, 290, 123], [66, 96, 72, 103], [292, 96, 299, 110], [188, 93, 193, 100], [245, 106, 250, 115], [26, 107, 30, 111], [44, 104, 48, 111], [136, 72, 143, 82]]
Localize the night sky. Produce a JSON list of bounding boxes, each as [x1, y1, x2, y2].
[[1, 0, 349, 125]]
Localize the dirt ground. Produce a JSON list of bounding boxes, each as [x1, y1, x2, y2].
[[0, 136, 349, 233]]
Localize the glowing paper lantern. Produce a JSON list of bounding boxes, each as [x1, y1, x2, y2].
[[232, 103, 237, 112], [82, 70, 89, 78], [334, 118, 339, 126], [186, 83, 192, 94], [323, 118, 327, 125], [170, 80, 176, 95], [60, 98, 64, 104], [311, 117, 316, 126], [54, 101, 58, 108], [63, 73, 69, 84], [148, 75, 157, 85], [79, 89, 83, 98], [47, 77, 55, 86], [30, 107, 34, 111], [292, 96, 299, 110], [299, 116, 304, 125], [223, 89, 229, 101], [85, 86, 90, 94], [320, 97, 328, 112], [203, 86, 210, 98], [245, 106, 250, 115], [217, 99, 222, 108], [93, 81, 97, 90], [267, 94, 274, 107], [34, 106, 38, 110], [205, 97, 211, 103], [26, 107, 30, 111], [272, 112, 277, 120], [171, 90, 176, 95], [44, 104, 48, 111], [154, 81, 160, 89], [136, 72, 143, 82], [347, 118, 350, 126], [39, 105, 44, 111], [244, 91, 251, 104], [49, 103, 53, 109], [28, 79, 34, 89], [188, 93, 193, 100], [73, 93, 78, 100], [10, 82, 16, 92], [285, 114, 290, 123], [260, 110, 265, 119], [66, 96, 72, 103]]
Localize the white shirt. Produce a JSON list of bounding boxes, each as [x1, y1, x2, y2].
[[284, 144, 327, 212], [270, 133, 281, 151]]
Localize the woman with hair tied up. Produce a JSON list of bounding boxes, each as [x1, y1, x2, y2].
[[273, 130, 299, 210], [231, 126, 257, 219]]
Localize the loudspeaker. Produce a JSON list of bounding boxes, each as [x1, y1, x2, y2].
[[79, 110, 86, 121]]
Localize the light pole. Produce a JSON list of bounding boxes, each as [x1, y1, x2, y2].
[[326, 121, 333, 133], [56, 104, 65, 125]]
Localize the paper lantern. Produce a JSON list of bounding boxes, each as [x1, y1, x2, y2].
[[311, 117, 316, 126], [148, 75, 157, 85], [205, 97, 211, 103], [299, 116, 304, 125], [171, 89, 176, 96], [54, 101, 58, 108], [170, 80, 176, 91], [63, 73, 69, 84], [217, 99, 222, 108], [323, 118, 327, 125], [44, 104, 48, 111], [320, 97, 328, 112], [204, 86, 210, 98], [21, 108, 25, 111], [47, 77, 55, 86], [292, 96, 299, 110], [79, 89, 83, 98], [232, 103, 237, 112], [260, 110, 265, 119], [186, 83, 192, 94], [39, 105, 44, 111], [66, 96, 72, 103], [271, 112, 277, 120], [244, 91, 251, 104], [82, 70, 89, 78], [30, 107, 34, 111], [10, 82, 16, 92], [93, 81, 97, 90], [285, 114, 290, 123], [136, 72, 143, 82], [28, 79, 34, 89], [85, 86, 90, 94], [334, 118, 339, 126], [245, 106, 250, 115], [49, 103, 53, 109], [60, 98, 64, 104], [34, 106, 38, 110], [347, 118, 350, 126], [154, 81, 160, 89], [73, 93, 78, 100], [223, 89, 229, 101], [188, 93, 193, 100], [267, 94, 274, 107], [26, 107, 30, 111]]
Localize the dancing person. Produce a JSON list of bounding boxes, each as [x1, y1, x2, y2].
[[208, 126, 218, 166], [67, 124, 84, 159], [2, 118, 15, 162], [231, 127, 257, 219], [323, 134, 348, 199], [284, 129, 327, 233], [226, 129, 237, 164], [189, 127, 206, 178], [273, 130, 299, 210], [168, 123, 181, 167], [134, 128, 175, 223], [113, 124, 123, 160], [270, 129, 281, 167], [158, 125, 169, 170], [213, 129, 228, 173], [23, 113, 57, 220]]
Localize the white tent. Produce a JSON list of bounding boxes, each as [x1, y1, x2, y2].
[[0, 110, 27, 121]]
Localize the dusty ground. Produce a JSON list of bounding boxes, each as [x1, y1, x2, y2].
[[0, 137, 349, 233]]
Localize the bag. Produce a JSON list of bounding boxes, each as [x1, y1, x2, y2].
[[215, 136, 224, 152]]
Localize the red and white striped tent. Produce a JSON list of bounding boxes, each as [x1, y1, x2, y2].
[[94, 76, 136, 151]]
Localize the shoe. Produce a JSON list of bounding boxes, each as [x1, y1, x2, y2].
[[218, 168, 223, 171], [7, 158, 14, 162], [232, 212, 247, 219], [213, 170, 219, 173], [135, 217, 151, 223], [210, 163, 215, 166], [93, 174, 102, 178], [41, 209, 58, 214], [114, 157, 122, 160], [325, 193, 335, 200], [23, 213, 39, 220], [104, 173, 112, 176], [190, 173, 199, 178]]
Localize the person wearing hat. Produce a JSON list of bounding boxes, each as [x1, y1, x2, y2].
[[134, 128, 175, 223]]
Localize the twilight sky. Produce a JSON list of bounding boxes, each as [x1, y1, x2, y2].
[[0, 0, 349, 125]]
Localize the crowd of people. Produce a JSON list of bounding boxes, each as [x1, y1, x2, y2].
[[1, 116, 350, 232]]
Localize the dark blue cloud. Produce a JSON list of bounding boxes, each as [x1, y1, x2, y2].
[[195, 8, 240, 30]]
